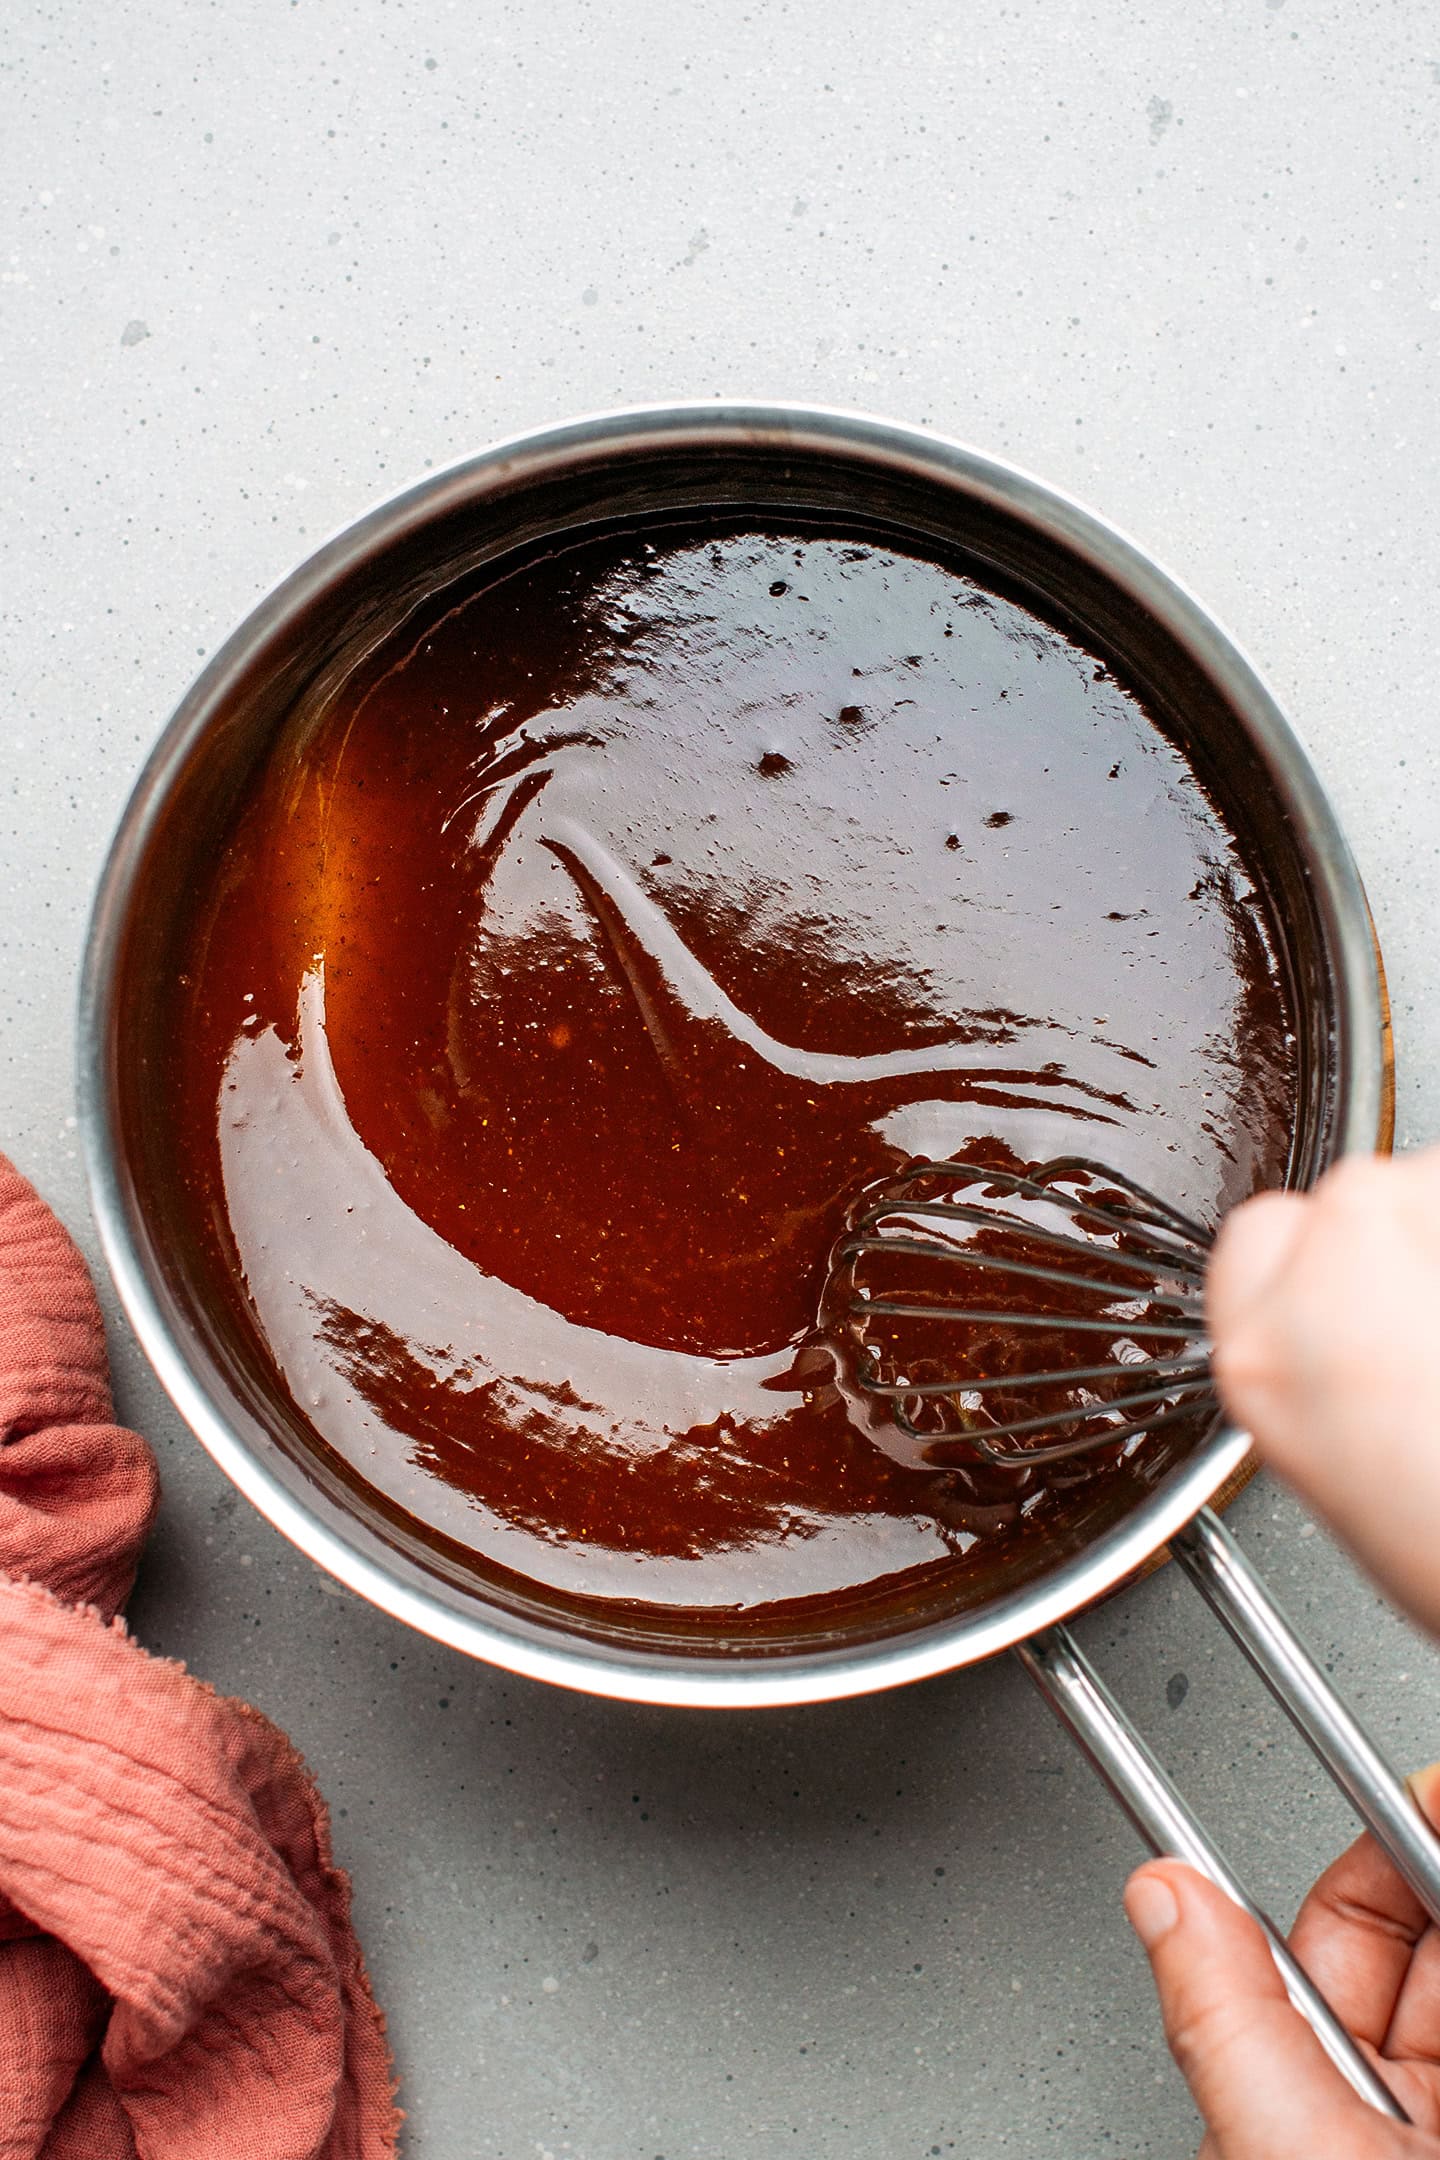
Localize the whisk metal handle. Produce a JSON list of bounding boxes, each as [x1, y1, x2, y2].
[[1017, 1623, 1408, 2122], [1175, 1503, 1440, 1926]]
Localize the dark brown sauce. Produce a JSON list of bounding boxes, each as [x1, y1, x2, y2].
[[170, 520, 1296, 1621]]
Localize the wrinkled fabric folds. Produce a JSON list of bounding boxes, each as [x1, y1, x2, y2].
[[0, 1154, 399, 2159]]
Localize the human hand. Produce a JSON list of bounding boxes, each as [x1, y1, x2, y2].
[[1125, 1764, 1440, 2157], [1207, 1147, 1440, 1636]]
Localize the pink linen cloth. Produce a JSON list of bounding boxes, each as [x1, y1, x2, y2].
[[0, 1153, 400, 2158]]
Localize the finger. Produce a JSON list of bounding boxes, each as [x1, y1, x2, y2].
[[1285, 1759, 1440, 2042], [1288, 1821, 1429, 2049], [1208, 1164, 1440, 1638], [1286, 1761, 1440, 2053], [1124, 1861, 1387, 2155], [1379, 1765, 1440, 2069], [1406, 1761, 1440, 1818], [1206, 1190, 1309, 1365]]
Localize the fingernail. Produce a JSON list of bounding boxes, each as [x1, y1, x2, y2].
[[1407, 1761, 1440, 1815], [1124, 1871, 1180, 1949]]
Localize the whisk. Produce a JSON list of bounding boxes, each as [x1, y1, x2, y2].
[[827, 1155, 1218, 1467]]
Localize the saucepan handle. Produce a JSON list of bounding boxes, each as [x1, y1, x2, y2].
[[1173, 1504, 1440, 1925], [1016, 1621, 1408, 2121]]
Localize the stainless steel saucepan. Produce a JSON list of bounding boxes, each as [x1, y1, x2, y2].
[[79, 405, 1438, 2118]]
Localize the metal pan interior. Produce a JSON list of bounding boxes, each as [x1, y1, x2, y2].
[[79, 406, 1385, 1706]]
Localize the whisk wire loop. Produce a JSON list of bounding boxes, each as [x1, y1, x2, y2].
[[828, 1153, 1224, 1471], [896, 1157, 1208, 1242], [856, 1303, 1203, 1338], [842, 1230, 1205, 1310], [888, 1387, 1216, 1465], [859, 1350, 1210, 1397], [844, 1195, 1210, 1283]]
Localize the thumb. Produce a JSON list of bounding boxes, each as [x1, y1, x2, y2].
[[1124, 1862, 1392, 2157], [1205, 1188, 1308, 1363]]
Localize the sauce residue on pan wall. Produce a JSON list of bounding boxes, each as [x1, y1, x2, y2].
[[169, 520, 1296, 1625]]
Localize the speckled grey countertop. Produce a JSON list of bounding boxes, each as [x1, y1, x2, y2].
[[5, 3, 1440, 2154]]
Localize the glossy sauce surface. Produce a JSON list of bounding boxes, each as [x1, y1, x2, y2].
[[172, 521, 1296, 1622]]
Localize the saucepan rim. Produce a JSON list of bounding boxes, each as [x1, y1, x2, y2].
[[77, 401, 1383, 1708]]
